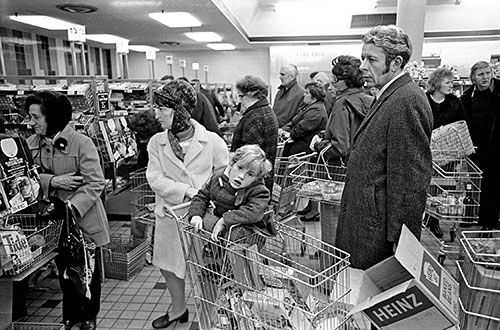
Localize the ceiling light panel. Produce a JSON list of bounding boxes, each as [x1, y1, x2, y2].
[[86, 34, 129, 44], [128, 45, 160, 52], [149, 12, 201, 28], [9, 15, 76, 30], [207, 43, 235, 50], [185, 32, 222, 42]]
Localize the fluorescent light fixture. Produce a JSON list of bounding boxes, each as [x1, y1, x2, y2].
[[9, 15, 76, 30], [149, 12, 201, 28], [86, 34, 129, 44], [128, 45, 160, 52], [207, 43, 235, 50], [185, 32, 222, 42]]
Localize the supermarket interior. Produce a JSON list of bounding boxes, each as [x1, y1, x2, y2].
[[0, 0, 500, 330]]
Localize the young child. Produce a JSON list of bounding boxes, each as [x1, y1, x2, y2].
[[188, 144, 273, 241]]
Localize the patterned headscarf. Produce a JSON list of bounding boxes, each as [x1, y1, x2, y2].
[[154, 80, 197, 160]]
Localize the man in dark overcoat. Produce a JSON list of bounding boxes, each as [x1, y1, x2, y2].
[[335, 25, 433, 270]]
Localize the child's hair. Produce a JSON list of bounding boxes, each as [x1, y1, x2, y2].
[[230, 144, 272, 179]]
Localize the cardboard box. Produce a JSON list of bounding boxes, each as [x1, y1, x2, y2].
[[347, 225, 459, 330]]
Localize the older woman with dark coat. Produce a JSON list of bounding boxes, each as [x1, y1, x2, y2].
[[281, 81, 327, 157], [231, 75, 279, 193], [25, 91, 110, 330]]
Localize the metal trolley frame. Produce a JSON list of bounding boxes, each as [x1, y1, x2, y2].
[[168, 204, 355, 330]]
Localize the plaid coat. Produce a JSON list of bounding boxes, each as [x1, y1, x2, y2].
[[230, 98, 279, 191], [187, 168, 270, 227], [335, 73, 433, 270]]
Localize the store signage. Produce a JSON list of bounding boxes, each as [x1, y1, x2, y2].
[[146, 50, 156, 61], [67, 25, 86, 42], [165, 56, 174, 64], [192, 62, 199, 70], [98, 92, 110, 114], [204, 65, 209, 72], [116, 42, 129, 54], [179, 60, 186, 68]]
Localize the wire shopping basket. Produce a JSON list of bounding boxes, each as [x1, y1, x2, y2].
[[290, 147, 347, 205], [171, 204, 353, 330], [1, 214, 63, 276], [457, 231, 500, 329], [430, 120, 475, 166], [130, 168, 155, 227], [272, 152, 316, 217]]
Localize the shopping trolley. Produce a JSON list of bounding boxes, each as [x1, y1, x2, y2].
[[169, 205, 355, 330], [457, 230, 500, 329], [272, 152, 316, 218], [422, 155, 482, 269]]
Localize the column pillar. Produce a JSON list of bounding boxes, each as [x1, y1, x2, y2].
[[396, 0, 426, 64]]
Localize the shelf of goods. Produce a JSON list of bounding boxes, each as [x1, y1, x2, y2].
[[108, 79, 155, 114], [0, 76, 137, 201]]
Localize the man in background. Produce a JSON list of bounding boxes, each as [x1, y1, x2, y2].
[[273, 64, 304, 127], [176, 77, 220, 135], [461, 61, 500, 230], [191, 79, 226, 122], [335, 25, 433, 271]]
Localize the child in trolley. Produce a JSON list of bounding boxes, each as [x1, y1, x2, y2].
[[188, 144, 274, 242]]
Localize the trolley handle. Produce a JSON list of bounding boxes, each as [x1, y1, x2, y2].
[[163, 202, 191, 220]]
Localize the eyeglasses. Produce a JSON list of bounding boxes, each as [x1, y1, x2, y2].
[[237, 93, 245, 99]]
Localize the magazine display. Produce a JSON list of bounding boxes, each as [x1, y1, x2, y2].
[[0, 136, 41, 217]]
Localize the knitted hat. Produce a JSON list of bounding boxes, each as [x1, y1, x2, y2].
[[154, 80, 197, 134]]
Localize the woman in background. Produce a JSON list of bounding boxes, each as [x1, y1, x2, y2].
[[26, 91, 110, 330], [425, 67, 466, 237], [280, 81, 327, 157], [426, 67, 465, 129], [146, 80, 228, 329], [230, 75, 279, 193]]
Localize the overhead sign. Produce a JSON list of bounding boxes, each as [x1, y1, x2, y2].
[[146, 50, 156, 60], [192, 62, 199, 70], [204, 65, 209, 72], [67, 25, 86, 42], [165, 55, 174, 64], [179, 60, 186, 68], [116, 42, 129, 54]]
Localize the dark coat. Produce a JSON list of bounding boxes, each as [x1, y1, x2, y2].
[[282, 101, 327, 157], [426, 92, 465, 129], [230, 98, 279, 192], [187, 168, 270, 226], [192, 91, 221, 135], [272, 80, 305, 127], [315, 88, 373, 164], [335, 73, 433, 270]]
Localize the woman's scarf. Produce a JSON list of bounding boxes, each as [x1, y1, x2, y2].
[[154, 80, 197, 161]]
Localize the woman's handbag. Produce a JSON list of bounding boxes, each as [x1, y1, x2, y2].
[[59, 200, 95, 299]]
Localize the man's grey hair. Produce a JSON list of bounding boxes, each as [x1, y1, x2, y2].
[[283, 64, 299, 79], [362, 25, 412, 69]]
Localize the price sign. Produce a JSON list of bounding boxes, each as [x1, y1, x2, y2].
[[165, 55, 174, 64], [192, 62, 200, 70], [179, 60, 186, 68], [204, 65, 209, 72], [146, 50, 156, 60], [116, 42, 129, 54], [67, 25, 86, 42]]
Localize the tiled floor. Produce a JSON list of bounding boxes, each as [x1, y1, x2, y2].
[[15, 211, 481, 330]]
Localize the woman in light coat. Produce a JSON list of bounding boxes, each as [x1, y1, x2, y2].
[[146, 80, 228, 329], [26, 91, 109, 330]]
